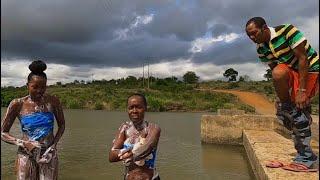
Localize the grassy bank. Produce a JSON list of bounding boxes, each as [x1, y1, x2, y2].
[[2, 79, 318, 114], [1, 80, 255, 113]]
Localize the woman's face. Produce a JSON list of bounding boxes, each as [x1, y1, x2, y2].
[[27, 76, 47, 100], [127, 96, 146, 123]]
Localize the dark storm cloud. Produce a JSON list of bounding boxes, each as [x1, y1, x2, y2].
[[2, 34, 190, 66], [192, 35, 257, 65], [210, 24, 232, 37], [1, 0, 318, 67]]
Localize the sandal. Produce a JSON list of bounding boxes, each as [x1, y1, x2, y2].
[[265, 160, 284, 168], [282, 162, 318, 172]]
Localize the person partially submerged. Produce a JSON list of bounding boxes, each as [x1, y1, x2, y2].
[[1, 60, 65, 180], [109, 93, 161, 180]]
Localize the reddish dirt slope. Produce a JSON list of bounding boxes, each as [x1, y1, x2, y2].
[[211, 89, 276, 115]]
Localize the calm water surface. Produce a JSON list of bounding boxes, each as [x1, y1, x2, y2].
[[1, 108, 255, 180]]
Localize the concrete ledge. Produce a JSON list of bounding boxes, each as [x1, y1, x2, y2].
[[243, 130, 319, 180], [217, 109, 245, 115], [201, 113, 319, 145], [201, 114, 276, 145], [201, 110, 319, 179]]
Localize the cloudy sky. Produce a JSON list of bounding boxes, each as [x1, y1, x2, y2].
[[1, 0, 319, 87]]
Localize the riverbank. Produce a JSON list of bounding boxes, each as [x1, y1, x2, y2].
[[1, 83, 255, 113], [2, 80, 318, 114]]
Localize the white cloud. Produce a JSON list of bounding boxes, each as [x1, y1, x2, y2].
[[189, 33, 239, 53], [1, 59, 268, 87], [114, 14, 154, 40], [133, 14, 154, 27]]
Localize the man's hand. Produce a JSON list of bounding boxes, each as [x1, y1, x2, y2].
[[295, 90, 310, 109]]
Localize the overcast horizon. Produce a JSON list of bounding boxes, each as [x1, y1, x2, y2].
[[2, 0, 319, 87]]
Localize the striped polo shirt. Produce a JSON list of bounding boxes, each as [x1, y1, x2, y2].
[[256, 24, 319, 72]]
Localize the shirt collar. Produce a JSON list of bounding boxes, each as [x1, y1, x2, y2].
[[268, 26, 276, 41]]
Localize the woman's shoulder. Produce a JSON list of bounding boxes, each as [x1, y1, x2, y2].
[[44, 94, 61, 105], [118, 121, 131, 132], [9, 96, 27, 106], [147, 122, 161, 132]]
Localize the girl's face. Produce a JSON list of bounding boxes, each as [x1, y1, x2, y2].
[[27, 76, 47, 100], [127, 96, 146, 123]]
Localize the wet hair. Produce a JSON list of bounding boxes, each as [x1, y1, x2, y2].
[[127, 93, 147, 108], [27, 60, 47, 82], [246, 17, 267, 29]]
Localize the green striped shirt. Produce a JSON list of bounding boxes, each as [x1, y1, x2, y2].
[[256, 24, 319, 72]]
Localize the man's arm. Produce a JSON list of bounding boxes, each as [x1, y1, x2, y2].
[[293, 40, 309, 109], [267, 61, 277, 70]]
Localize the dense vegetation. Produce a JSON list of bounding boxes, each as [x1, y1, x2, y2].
[[1, 71, 318, 114], [1, 76, 255, 113]]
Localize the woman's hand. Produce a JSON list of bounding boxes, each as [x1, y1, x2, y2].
[[23, 140, 41, 152], [119, 151, 133, 160]]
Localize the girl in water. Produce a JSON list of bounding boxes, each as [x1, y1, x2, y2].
[[1, 60, 65, 180], [109, 93, 161, 180]]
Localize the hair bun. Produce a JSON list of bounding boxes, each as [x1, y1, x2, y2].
[[29, 60, 47, 74]]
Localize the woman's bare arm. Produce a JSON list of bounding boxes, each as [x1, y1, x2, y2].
[[51, 96, 65, 148], [1, 99, 23, 145], [133, 124, 161, 161], [109, 124, 127, 162]]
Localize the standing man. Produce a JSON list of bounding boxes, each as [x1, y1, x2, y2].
[[245, 17, 318, 171]]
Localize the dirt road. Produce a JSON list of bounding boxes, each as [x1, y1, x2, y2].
[[208, 89, 276, 115]]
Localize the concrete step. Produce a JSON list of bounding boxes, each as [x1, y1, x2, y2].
[[243, 130, 319, 180]]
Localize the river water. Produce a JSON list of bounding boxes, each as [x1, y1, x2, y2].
[[1, 108, 255, 179]]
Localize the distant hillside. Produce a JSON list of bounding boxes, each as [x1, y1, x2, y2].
[[1, 79, 318, 114]]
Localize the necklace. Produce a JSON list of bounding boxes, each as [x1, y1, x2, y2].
[[35, 104, 45, 112], [28, 95, 46, 112]]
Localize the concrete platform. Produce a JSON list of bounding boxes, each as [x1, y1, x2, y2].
[[201, 111, 319, 180], [243, 130, 319, 180], [201, 114, 276, 145]]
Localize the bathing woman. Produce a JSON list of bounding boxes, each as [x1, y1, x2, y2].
[[109, 93, 161, 180], [1, 60, 65, 180]]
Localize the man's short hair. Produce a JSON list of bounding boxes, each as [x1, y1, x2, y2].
[[246, 17, 267, 29]]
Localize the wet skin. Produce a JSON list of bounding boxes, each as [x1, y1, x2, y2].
[[1, 75, 65, 159], [109, 96, 161, 180]]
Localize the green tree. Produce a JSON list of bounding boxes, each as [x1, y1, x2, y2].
[[223, 68, 238, 82], [183, 71, 199, 84], [264, 69, 272, 81], [238, 75, 251, 82], [73, 80, 80, 84], [56, 82, 62, 86]]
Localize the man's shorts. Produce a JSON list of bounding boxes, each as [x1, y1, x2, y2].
[[277, 64, 319, 102]]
